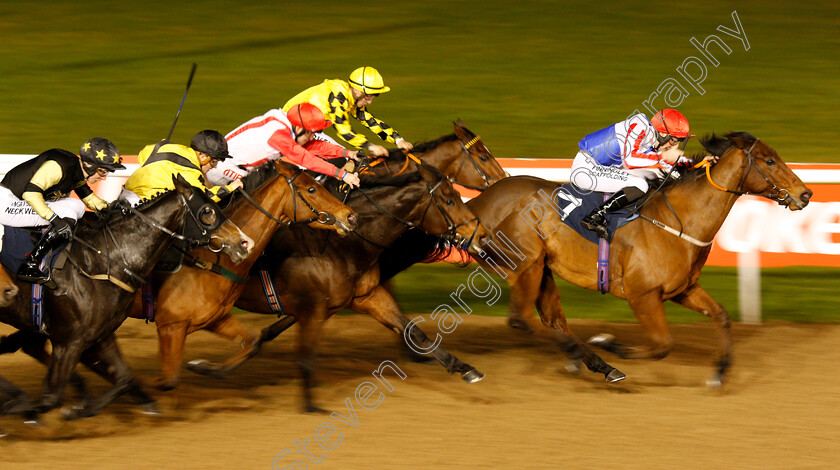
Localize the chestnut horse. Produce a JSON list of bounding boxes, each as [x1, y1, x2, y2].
[[190, 164, 490, 411], [0, 175, 253, 420], [132, 161, 357, 390], [452, 132, 810, 386]]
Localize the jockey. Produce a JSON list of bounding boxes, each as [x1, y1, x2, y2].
[[571, 109, 703, 239], [282, 66, 413, 158], [207, 103, 362, 188], [0, 137, 124, 284], [122, 130, 243, 205]]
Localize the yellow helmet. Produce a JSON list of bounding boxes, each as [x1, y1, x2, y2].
[[348, 66, 390, 94]]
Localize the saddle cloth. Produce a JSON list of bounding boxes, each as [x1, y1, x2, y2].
[[555, 184, 639, 244]]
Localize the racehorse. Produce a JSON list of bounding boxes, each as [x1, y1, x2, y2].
[[427, 132, 810, 386], [189, 163, 491, 411], [130, 161, 357, 391], [0, 175, 253, 420]]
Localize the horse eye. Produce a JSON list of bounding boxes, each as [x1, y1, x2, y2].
[[766, 159, 776, 166], [308, 187, 316, 193], [479, 156, 488, 162], [199, 207, 216, 225], [446, 199, 454, 206]]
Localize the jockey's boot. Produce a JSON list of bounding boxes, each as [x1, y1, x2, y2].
[[581, 187, 644, 240], [16, 230, 65, 284]]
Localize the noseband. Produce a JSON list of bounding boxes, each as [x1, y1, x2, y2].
[[700, 139, 795, 205]]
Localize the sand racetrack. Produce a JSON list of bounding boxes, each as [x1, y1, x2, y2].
[[1, 313, 838, 469]]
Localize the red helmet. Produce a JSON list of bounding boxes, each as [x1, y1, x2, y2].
[[287, 103, 332, 132], [650, 109, 694, 139]]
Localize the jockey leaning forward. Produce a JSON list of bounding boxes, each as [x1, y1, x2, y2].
[[207, 103, 362, 188], [571, 108, 712, 239], [0, 138, 124, 284], [282, 66, 413, 159], [121, 130, 243, 205]]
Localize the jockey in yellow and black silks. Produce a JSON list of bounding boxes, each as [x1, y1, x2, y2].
[[122, 130, 243, 205], [0, 137, 124, 284], [283, 66, 414, 158]]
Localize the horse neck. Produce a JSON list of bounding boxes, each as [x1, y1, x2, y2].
[[653, 150, 746, 243], [228, 175, 289, 257], [351, 181, 431, 254]]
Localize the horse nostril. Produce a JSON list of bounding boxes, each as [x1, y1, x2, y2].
[[347, 214, 357, 226], [801, 190, 812, 202], [478, 235, 489, 246], [6, 287, 18, 299]]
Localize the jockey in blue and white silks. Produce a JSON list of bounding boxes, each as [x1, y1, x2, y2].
[[570, 109, 697, 240]]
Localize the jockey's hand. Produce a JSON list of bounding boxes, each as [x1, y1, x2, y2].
[[342, 172, 361, 188], [396, 139, 413, 151], [703, 155, 719, 163], [346, 150, 362, 162], [229, 180, 244, 192], [49, 217, 74, 240], [660, 145, 684, 164], [367, 144, 389, 157]]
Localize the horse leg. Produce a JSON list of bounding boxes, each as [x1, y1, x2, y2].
[[671, 284, 733, 388], [296, 308, 327, 413], [506, 260, 546, 332], [77, 349, 158, 413], [589, 291, 674, 360], [152, 320, 190, 391], [534, 267, 626, 382], [0, 374, 34, 421], [350, 286, 484, 383], [62, 333, 141, 420], [30, 340, 85, 414], [185, 314, 271, 378]]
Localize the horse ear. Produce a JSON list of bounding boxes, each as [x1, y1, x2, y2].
[[172, 173, 192, 196], [453, 120, 471, 141], [274, 160, 295, 177]]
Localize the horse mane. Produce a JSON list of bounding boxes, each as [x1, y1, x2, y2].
[[700, 131, 757, 157], [408, 134, 459, 154], [239, 162, 279, 194], [82, 190, 173, 228]]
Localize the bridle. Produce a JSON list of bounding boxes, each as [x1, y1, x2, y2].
[[283, 168, 337, 225], [449, 135, 496, 190], [352, 171, 481, 250], [697, 139, 795, 206]]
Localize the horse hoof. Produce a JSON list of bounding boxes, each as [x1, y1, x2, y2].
[[606, 369, 627, 383], [305, 405, 329, 414], [141, 402, 161, 416], [186, 359, 225, 378], [588, 333, 615, 346], [60, 407, 82, 421], [23, 418, 42, 426], [706, 375, 723, 389], [0, 428, 6, 438], [462, 369, 485, 384], [564, 360, 582, 375], [507, 318, 531, 332]]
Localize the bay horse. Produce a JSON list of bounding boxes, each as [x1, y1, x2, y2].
[[189, 163, 491, 411], [444, 132, 810, 386], [130, 160, 357, 391], [0, 174, 253, 420], [145, 124, 503, 392]]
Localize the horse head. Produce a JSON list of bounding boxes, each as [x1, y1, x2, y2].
[[173, 174, 254, 263], [414, 163, 490, 254], [703, 132, 812, 210], [0, 268, 18, 307], [273, 161, 357, 235]]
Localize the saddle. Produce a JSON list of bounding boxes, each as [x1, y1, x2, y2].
[[554, 184, 639, 244]]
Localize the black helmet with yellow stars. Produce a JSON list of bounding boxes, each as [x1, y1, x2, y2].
[[80, 137, 125, 172]]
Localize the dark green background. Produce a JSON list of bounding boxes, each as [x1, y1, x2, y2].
[[1, 1, 837, 161]]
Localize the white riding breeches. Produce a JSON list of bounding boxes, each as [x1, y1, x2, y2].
[[570, 152, 655, 194], [0, 187, 86, 227]]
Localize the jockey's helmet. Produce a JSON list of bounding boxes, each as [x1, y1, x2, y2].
[[80, 137, 125, 171], [348, 66, 390, 95], [287, 103, 332, 132], [191, 130, 231, 161], [650, 109, 695, 141]]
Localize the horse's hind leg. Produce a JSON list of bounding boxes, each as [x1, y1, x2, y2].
[[350, 286, 484, 383], [185, 314, 271, 379], [77, 349, 158, 412], [535, 267, 626, 382], [62, 333, 139, 420], [671, 284, 732, 387]]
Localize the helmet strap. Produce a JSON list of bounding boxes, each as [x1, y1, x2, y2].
[[82, 161, 98, 179], [197, 151, 211, 166]]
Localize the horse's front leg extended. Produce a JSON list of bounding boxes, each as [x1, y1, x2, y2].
[[185, 314, 278, 379], [671, 284, 733, 388], [63, 333, 143, 420], [349, 286, 484, 384], [34, 339, 85, 414]]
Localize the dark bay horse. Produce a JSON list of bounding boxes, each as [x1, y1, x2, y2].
[[0, 175, 253, 420], [129, 161, 357, 390], [452, 132, 811, 386], [190, 164, 490, 411]]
